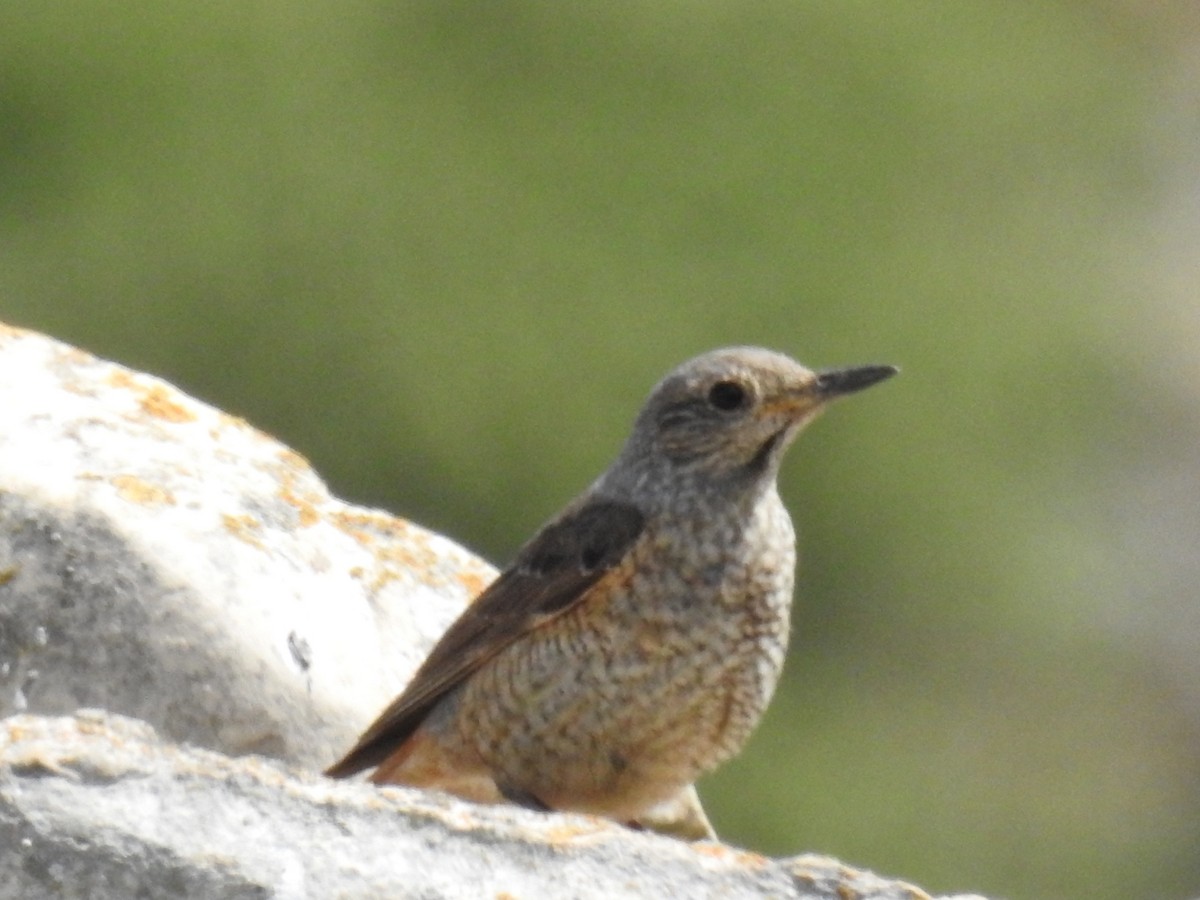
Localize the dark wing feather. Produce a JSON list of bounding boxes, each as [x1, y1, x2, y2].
[[324, 499, 645, 778]]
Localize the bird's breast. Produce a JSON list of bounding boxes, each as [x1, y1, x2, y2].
[[456, 491, 797, 811]]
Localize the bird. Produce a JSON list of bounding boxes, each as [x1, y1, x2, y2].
[[325, 347, 897, 840]]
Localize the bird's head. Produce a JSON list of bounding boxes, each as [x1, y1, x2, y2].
[[615, 347, 897, 492]]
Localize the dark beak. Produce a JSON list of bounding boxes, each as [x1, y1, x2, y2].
[[815, 364, 899, 398]]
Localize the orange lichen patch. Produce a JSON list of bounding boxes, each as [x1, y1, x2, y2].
[[337, 517, 436, 592], [278, 473, 321, 527], [457, 568, 490, 600], [111, 474, 176, 506], [367, 565, 403, 593], [106, 370, 197, 423], [216, 411, 252, 433], [276, 446, 314, 472], [375, 532, 439, 571], [537, 818, 613, 845], [330, 509, 410, 546], [286, 490, 320, 527], [367, 531, 451, 594], [692, 842, 768, 868], [0, 566, 18, 586], [338, 510, 412, 540], [332, 514, 375, 547], [222, 513, 266, 549], [139, 384, 196, 423], [331, 509, 495, 596]]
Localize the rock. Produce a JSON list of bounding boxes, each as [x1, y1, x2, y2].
[[0, 324, 986, 898], [0, 712, 983, 900], [0, 321, 494, 770]]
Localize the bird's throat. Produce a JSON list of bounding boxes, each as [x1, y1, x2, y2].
[[745, 427, 788, 476]]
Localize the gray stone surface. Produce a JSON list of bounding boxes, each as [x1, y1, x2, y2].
[[0, 712, 983, 900], [0, 321, 494, 770]]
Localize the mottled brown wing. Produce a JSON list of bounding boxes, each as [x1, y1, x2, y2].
[[324, 499, 645, 778]]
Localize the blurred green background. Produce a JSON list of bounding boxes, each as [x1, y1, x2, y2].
[[3, 2, 1199, 897]]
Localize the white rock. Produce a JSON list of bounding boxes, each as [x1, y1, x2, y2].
[[0, 321, 494, 769]]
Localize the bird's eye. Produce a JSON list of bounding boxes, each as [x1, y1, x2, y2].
[[707, 380, 748, 411]]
